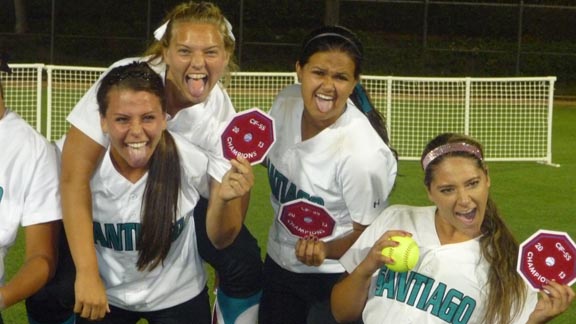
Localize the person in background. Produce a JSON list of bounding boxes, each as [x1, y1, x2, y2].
[[331, 132, 575, 324], [0, 54, 64, 323], [59, 2, 263, 323], [258, 25, 398, 324]]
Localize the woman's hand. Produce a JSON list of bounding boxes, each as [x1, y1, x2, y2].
[[295, 236, 327, 267], [219, 156, 254, 201], [356, 230, 412, 277], [74, 270, 110, 320], [527, 280, 575, 324]]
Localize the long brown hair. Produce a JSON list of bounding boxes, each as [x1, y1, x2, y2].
[[145, 1, 237, 86], [422, 133, 527, 324], [97, 62, 181, 271]]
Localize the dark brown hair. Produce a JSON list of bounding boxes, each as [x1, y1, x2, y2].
[[97, 62, 181, 271]]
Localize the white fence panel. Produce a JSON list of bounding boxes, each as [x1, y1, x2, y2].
[[3, 64, 555, 164]]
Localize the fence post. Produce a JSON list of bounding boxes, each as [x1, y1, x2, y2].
[[516, 0, 525, 75], [325, 0, 340, 25]]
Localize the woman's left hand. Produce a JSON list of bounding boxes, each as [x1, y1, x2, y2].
[[528, 280, 575, 323], [219, 156, 254, 201], [295, 236, 326, 267]]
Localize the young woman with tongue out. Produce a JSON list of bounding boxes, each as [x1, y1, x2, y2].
[[258, 25, 398, 324], [70, 61, 253, 323], [331, 133, 575, 324], [57, 2, 263, 323]]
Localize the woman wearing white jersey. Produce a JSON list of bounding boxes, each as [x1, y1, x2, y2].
[[332, 133, 575, 324], [71, 61, 252, 323], [0, 56, 63, 322], [59, 2, 263, 323], [258, 26, 398, 324]]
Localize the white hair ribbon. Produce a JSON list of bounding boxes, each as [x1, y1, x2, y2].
[[153, 18, 235, 42], [224, 18, 235, 42], [153, 21, 169, 41]]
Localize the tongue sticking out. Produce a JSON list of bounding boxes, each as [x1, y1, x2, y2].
[[187, 77, 205, 98], [126, 146, 149, 168], [315, 97, 333, 113]]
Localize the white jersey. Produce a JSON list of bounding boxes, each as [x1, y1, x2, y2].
[[66, 56, 234, 183], [339, 205, 538, 324], [90, 132, 209, 311], [0, 109, 61, 283], [266, 84, 397, 273]]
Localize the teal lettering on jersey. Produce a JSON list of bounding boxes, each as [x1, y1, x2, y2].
[[373, 267, 476, 323], [451, 297, 475, 324], [407, 272, 430, 306], [421, 282, 446, 315], [122, 223, 139, 250], [93, 218, 186, 251], [415, 275, 435, 308], [374, 265, 396, 298], [93, 222, 138, 251], [267, 162, 324, 205], [395, 271, 415, 302], [105, 223, 125, 250], [93, 221, 110, 248], [440, 289, 468, 322], [0, 186, 3, 203]]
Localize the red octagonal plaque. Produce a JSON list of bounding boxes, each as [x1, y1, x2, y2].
[[517, 229, 576, 291], [279, 199, 336, 239], [221, 108, 275, 165]]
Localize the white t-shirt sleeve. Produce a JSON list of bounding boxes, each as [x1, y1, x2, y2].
[[202, 118, 231, 184], [339, 208, 389, 273], [339, 146, 397, 226], [22, 133, 62, 226], [205, 85, 235, 182], [166, 84, 235, 184], [66, 76, 107, 146], [173, 133, 211, 199]]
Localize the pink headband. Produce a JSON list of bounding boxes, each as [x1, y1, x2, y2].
[[421, 142, 483, 170]]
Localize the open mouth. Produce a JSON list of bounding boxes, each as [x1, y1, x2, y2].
[[186, 73, 208, 98], [123, 141, 150, 168], [455, 208, 477, 223], [315, 93, 334, 113], [126, 142, 147, 149]]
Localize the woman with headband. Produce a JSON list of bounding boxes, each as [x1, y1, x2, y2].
[[331, 133, 575, 324], [258, 25, 398, 323], [58, 2, 262, 323]]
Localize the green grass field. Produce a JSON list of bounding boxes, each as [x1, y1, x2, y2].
[[2, 103, 575, 323]]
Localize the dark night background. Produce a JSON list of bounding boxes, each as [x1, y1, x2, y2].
[[1, 0, 575, 94]]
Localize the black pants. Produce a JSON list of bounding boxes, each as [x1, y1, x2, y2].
[[75, 288, 210, 324], [193, 197, 263, 298], [258, 255, 342, 324], [26, 221, 75, 323]]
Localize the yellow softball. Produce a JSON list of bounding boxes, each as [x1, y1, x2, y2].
[[381, 235, 419, 272]]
